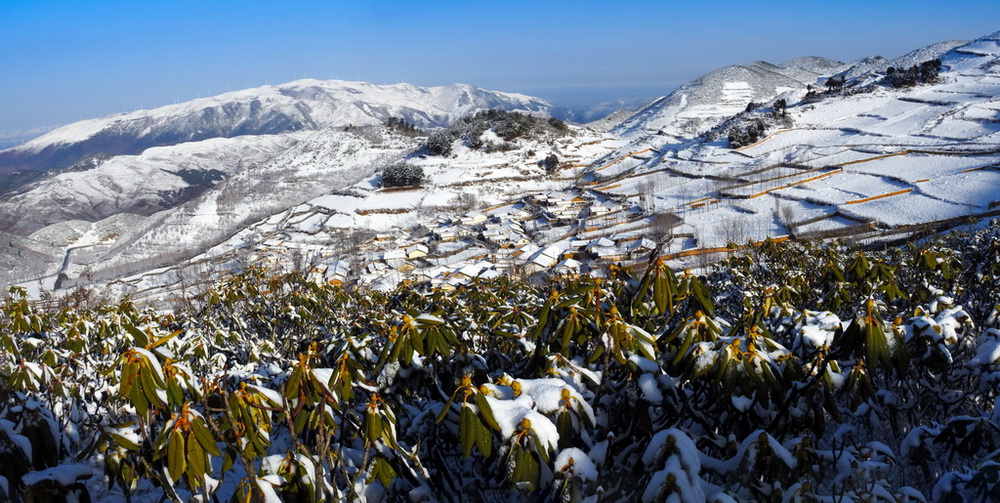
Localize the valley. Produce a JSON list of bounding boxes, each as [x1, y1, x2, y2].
[[4, 33, 997, 307]]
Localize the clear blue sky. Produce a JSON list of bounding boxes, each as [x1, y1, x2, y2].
[[1, 0, 998, 134]]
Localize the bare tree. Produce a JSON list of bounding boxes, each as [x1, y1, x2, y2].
[[638, 180, 656, 209], [451, 192, 479, 212], [721, 216, 749, 246], [650, 211, 680, 244], [776, 199, 797, 238], [348, 229, 375, 249]]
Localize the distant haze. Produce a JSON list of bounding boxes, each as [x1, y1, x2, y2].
[[525, 84, 674, 108]]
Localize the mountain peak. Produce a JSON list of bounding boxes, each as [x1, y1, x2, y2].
[[0, 80, 557, 175]]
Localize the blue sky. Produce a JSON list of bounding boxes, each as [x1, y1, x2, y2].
[[2, 0, 998, 134]]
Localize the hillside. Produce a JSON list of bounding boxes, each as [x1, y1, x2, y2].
[[0, 84, 563, 292], [3, 31, 1000, 308], [583, 30, 1000, 261], [0, 80, 556, 176], [132, 30, 1000, 303], [612, 57, 842, 140]]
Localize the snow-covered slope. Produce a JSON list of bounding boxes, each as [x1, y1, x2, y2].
[[0, 81, 559, 233], [834, 40, 969, 86], [0, 134, 292, 233], [613, 58, 841, 140], [2, 125, 422, 289], [113, 24, 1000, 300], [891, 39, 968, 70], [6, 31, 1000, 302], [589, 31, 1000, 254], [0, 80, 556, 174]]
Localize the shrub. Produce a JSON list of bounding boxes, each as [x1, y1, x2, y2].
[[540, 153, 560, 174], [384, 117, 424, 136], [885, 58, 943, 88], [727, 118, 767, 148], [5, 226, 1000, 501], [378, 163, 425, 188], [423, 109, 570, 156]]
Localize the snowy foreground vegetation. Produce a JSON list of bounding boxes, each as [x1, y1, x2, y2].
[[4, 226, 1000, 502]]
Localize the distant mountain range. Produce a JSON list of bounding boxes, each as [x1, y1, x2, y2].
[[2, 30, 999, 302], [0, 127, 55, 151], [0, 80, 556, 175]]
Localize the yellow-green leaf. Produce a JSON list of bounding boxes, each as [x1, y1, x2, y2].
[[186, 432, 206, 487], [460, 406, 475, 457], [167, 432, 186, 483], [191, 418, 221, 456], [475, 393, 501, 432]]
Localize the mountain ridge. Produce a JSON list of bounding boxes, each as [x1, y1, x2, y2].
[[611, 56, 842, 140], [0, 79, 558, 175], [3, 30, 1000, 301]]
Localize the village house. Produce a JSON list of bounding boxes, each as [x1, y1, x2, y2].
[[459, 211, 488, 226], [626, 237, 658, 258], [405, 243, 429, 259], [436, 226, 461, 242], [523, 245, 565, 275], [383, 248, 408, 270], [510, 242, 541, 260], [325, 260, 351, 285], [552, 258, 583, 276]]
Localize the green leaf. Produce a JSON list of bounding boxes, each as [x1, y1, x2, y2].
[[293, 408, 308, 434], [139, 365, 166, 410], [515, 445, 541, 490], [531, 433, 550, 464], [108, 432, 141, 451], [373, 457, 396, 488], [475, 393, 501, 432], [128, 381, 149, 417], [460, 406, 476, 457], [119, 360, 138, 397], [475, 419, 492, 457], [435, 390, 459, 423], [557, 412, 573, 450], [149, 328, 183, 349], [123, 324, 149, 347], [186, 432, 206, 487], [222, 447, 236, 473], [285, 365, 303, 400], [167, 379, 185, 407], [365, 411, 383, 447], [690, 276, 715, 317], [509, 444, 525, 482], [167, 432, 186, 483], [192, 418, 221, 456]]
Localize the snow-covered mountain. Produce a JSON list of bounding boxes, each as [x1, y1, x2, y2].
[[0, 80, 556, 175], [612, 57, 843, 139], [832, 40, 968, 85], [0, 81, 559, 233], [589, 31, 1000, 253], [5, 30, 1000, 303]]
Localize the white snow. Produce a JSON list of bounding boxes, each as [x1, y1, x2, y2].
[[21, 464, 93, 487], [0, 419, 32, 464], [9, 31, 1000, 303], [638, 374, 663, 404], [554, 447, 598, 481]]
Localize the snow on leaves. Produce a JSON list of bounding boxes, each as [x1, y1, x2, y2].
[[3, 226, 1000, 500]]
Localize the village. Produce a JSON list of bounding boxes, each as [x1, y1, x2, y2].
[[258, 187, 668, 291]]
